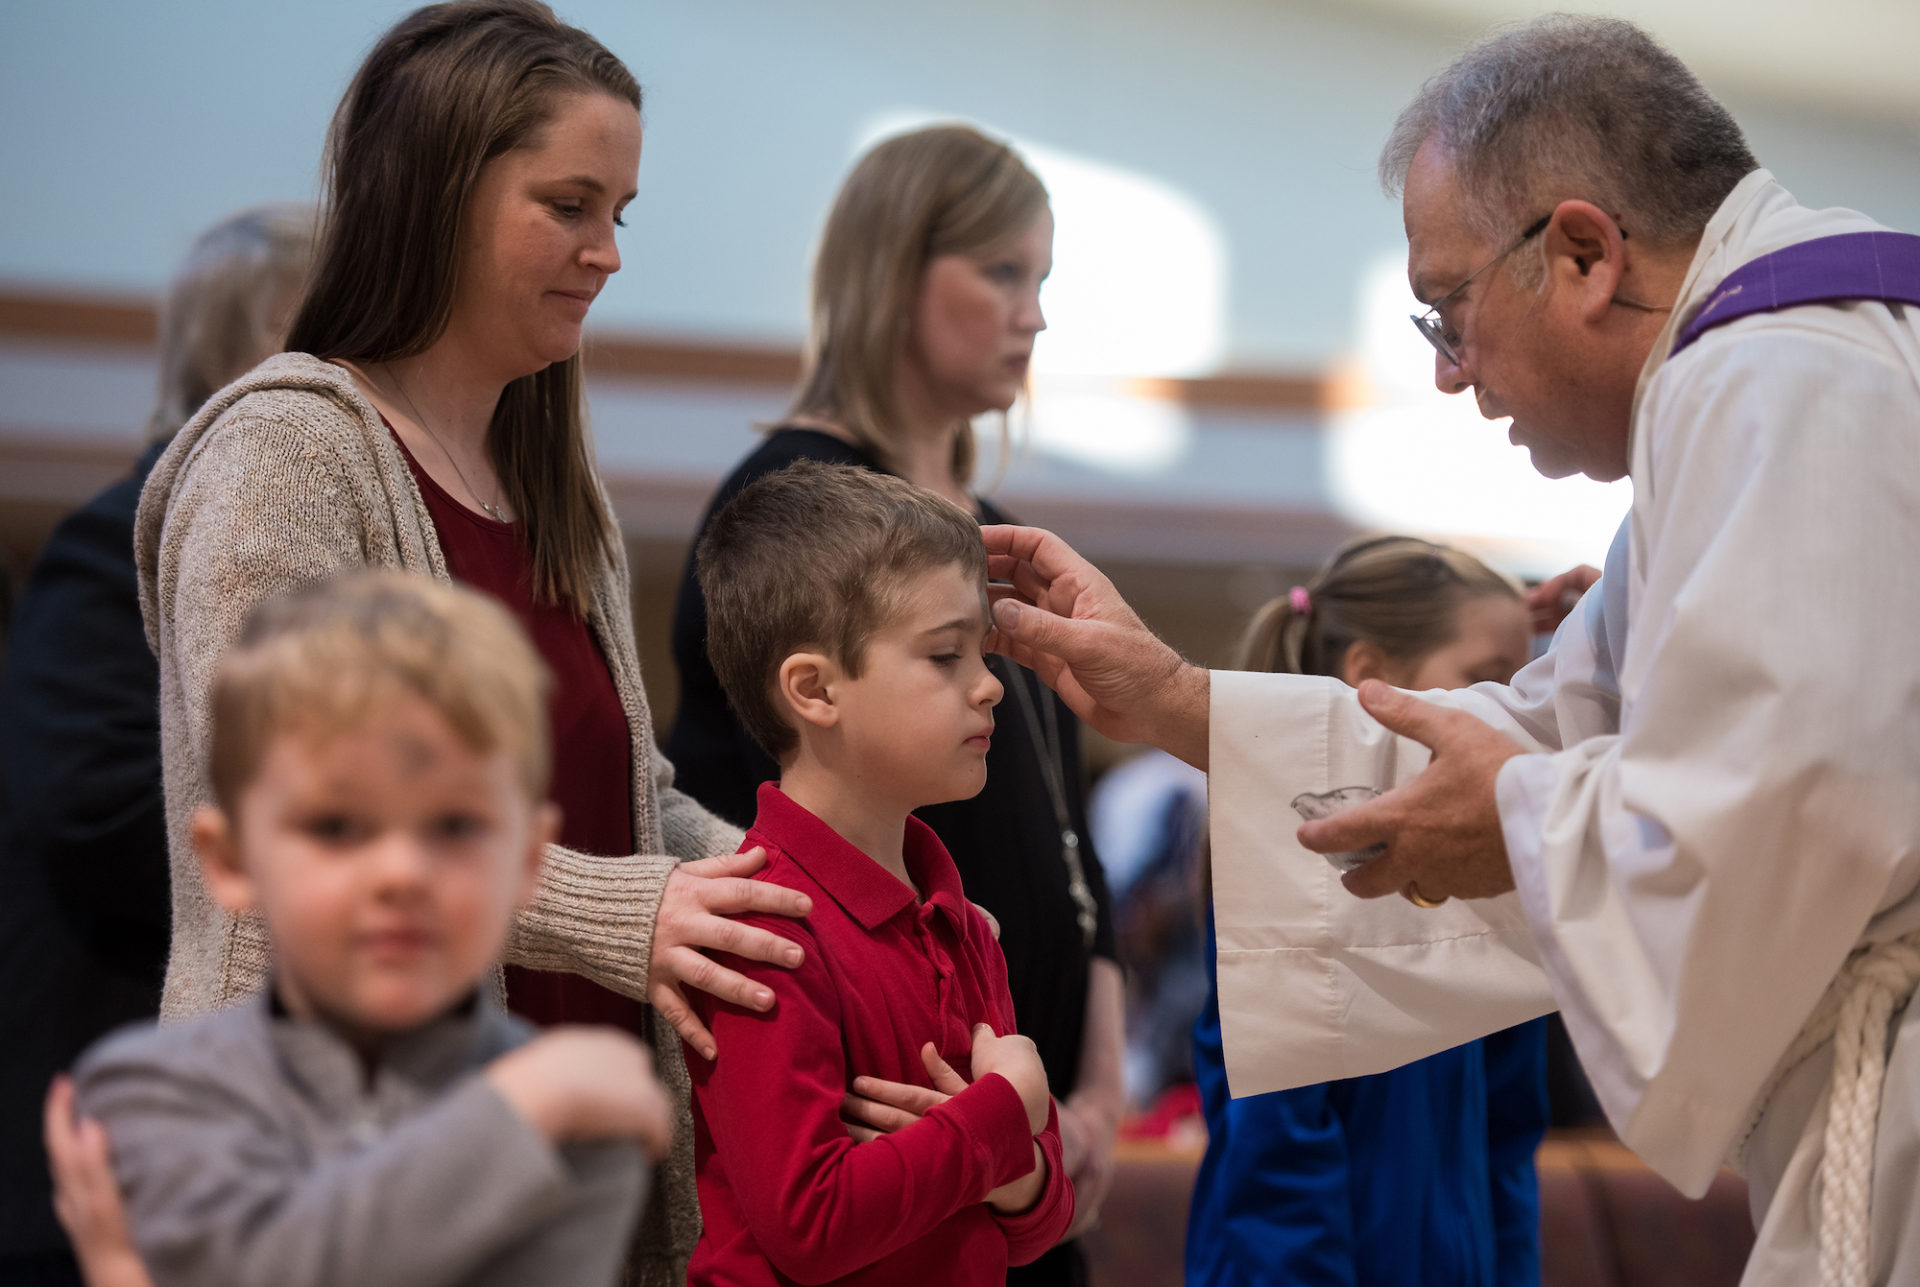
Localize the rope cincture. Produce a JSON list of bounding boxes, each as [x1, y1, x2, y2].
[[1732, 929, 1920, 1287]]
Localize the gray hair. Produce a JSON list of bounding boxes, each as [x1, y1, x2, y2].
[[147, 203, 316, 443], [1380, 15, 1757, 263]]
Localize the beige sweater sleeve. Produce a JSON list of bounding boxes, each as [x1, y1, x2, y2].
[[504, 789, 744, 1000], [504, 845, 679, 999]]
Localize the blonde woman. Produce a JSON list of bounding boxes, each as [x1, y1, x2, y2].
[[667, 124, 1122, 1283]]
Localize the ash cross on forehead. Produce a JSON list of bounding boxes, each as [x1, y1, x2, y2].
[[388, 729, 442, 775]]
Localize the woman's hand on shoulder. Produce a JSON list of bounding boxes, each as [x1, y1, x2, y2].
[[647, 846, 812, 1060], [44, 1075, 156, 1287]]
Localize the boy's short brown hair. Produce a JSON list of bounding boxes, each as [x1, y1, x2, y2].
[[207, 570, 552, 811], [697, 460, 986, 758]]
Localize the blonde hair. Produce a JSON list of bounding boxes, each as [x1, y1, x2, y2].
[[207, 571, 551, 810], [146, 203, 316, 444], [787, 124, 1048, 486], [1238, 535, 1522, 678]]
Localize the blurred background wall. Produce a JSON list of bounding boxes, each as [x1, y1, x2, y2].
[[4, 0, 1917, 729]]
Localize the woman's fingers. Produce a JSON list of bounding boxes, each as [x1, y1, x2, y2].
[[675, 845, 770, 880], [697, 877, 812, 927], [658, 946, 774, 1012], [649, 938, 781, 1061], [677, 909, 805, 969], [43, 1075, 118, 1213], [648, 979, 718, 1061], [43, 1074, 80, 1167], [44, 1073, 147, 1283]]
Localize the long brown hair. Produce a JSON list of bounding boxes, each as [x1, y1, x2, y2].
[[286, 0, 638, 612], [787, 125, 1048, 486], [1236, 535, 1522, 678]]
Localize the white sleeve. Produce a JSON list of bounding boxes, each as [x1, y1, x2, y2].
[[1210, 520, 1628, 1102], [1501, 327, 1920, 1196]]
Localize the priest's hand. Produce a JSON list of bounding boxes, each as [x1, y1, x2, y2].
[[981, 523, 1210, 769], [1298, 681, 1527, 903]]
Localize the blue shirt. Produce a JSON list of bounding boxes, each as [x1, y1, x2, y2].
[[1187, 916, 1548, 1286]]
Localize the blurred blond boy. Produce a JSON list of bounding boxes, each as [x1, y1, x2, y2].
[[68, 571, 670, 1287]]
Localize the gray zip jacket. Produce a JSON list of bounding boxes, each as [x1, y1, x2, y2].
[[75, 993, 645, 1287]]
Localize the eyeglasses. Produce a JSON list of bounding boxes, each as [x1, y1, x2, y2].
[[1410, 213, 1551, 367]]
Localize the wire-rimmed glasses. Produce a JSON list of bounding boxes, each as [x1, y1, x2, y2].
[[1410, 213, 1551, 367]]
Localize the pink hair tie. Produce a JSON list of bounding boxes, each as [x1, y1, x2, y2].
[[1289, 585, 1312, 614]]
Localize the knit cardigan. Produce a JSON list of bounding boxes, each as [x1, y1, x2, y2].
[[133, 351, 742, 1285]]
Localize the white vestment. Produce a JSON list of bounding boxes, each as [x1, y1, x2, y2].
[[1211, 170, 1920, 1285]]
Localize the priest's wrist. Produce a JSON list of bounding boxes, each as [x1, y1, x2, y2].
[[1155, 663, 1211, 771]]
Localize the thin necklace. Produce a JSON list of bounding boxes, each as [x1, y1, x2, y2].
[[383, 363, 508, 522], [1000, 656, 1100, 950]]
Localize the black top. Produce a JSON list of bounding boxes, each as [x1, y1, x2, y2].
[[665, 429, 1117, 1096], [0, 439, 170, 1263]]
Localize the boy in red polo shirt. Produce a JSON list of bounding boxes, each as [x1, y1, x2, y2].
[[684, 460, 1073, 1285]]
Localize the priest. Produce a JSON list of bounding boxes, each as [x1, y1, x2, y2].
[[983, 16, 1920, 1287]]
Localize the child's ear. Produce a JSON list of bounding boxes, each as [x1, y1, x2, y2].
[[516, 802, 560, 906], [193, 803, 255, 915], [777, 651, 840, 732], [1339, 641, 1399, 689]]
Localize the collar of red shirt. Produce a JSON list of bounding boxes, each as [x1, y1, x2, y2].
[[749, 782, 972, 934]]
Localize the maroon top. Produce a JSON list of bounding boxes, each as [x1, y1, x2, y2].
[[686, 784, 1073, 1285], [388, 426, 645, 1031]]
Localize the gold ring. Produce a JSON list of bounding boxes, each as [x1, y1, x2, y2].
[[1405, 883, 1448, 909]]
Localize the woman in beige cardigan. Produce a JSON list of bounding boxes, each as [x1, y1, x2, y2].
[[132, 4, 805, 1280]]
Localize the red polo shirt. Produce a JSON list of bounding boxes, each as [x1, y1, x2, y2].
[[686, 784, 1073, 1286]]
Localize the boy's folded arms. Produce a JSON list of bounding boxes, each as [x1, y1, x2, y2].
[[486, 1027, 673, 1153], [75, 1001, 648, 1287], [687, 897, 1073, 1284]]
